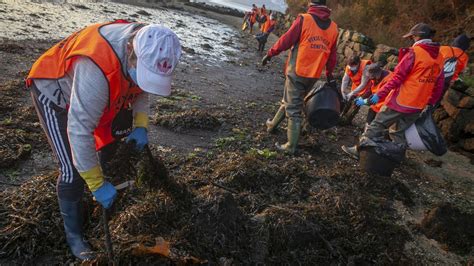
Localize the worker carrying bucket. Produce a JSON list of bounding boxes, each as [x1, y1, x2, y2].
[[261, 0, 338, 154], [26, 21, 182, 261], [341, 23, 445, 176]]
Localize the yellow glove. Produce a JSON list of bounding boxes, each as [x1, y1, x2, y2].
[[134, 112, 149, 129], [79, 165, 105, 192]]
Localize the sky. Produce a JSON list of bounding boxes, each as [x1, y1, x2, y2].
[[193, 0, 288, 13]]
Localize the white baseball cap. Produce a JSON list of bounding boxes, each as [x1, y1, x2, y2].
[[133, 25, 182, 96]]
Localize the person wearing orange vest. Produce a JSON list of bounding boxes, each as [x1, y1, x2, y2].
[[439, 33, 470, 93], [249, 4, 259, 34], [261, 5, 267, 17], [256, 13, 277, 52], [354, 23, 444, 154], [339, 55, 373, 124], [261, 0, 338, 154], [26, 21, 182, 260], [342, 63, 393, 158]]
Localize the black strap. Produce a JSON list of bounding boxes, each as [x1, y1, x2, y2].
[[450, 46, 464, 60]]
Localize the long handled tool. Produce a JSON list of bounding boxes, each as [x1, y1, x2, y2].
[[102, 207, 114, 265]]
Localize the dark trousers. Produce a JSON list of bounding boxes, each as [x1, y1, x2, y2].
[[363, 106, 421, 144], [283, 74, 318, 121], [366, 108, 377, 124], [256, 33, 269, 52], [31, 85, 116, 202]]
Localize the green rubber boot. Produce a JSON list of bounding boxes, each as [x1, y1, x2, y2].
[[276, 118, 301, 154], [266, 105, 286, 133]]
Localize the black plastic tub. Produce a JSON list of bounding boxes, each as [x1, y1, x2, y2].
[[304, 83, 341, 130], [359, 146, 399, 177]]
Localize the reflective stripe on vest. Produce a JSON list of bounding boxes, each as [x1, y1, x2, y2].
[[293, 14, 338, 78], [345, 59, 372, 96], [370, 71, 394, 113], [27, 21, 143, 150], [394, 46, 443, 110]]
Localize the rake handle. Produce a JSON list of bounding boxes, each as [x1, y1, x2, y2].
[[102, 207, 114, 265]]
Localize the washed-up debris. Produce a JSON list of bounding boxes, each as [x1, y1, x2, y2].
[[420, 203, 474, 255], [0, 173, 68, 260], [154, 109, 223, 132]]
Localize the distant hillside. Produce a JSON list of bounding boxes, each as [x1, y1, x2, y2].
[[285, 0, 473, 55]]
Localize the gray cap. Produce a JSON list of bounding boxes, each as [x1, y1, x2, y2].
[[403, 23, 435, 39]]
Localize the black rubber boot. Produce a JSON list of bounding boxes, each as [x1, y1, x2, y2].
[[58, 199, 95, 261]]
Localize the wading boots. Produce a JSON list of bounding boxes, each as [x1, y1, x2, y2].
[[276, 118, 301, 154], [266, 105, 285, 133]]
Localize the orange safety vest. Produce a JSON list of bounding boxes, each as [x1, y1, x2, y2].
[[250, 8, 258, 24], [439, 45, 468, 81], [345, 60, 372, 96], [291, 13, 338, 78], [26, 21, 143, 150], [262, 16, 275, 33], [392, 46, 443, 110], [370, 71, 394, 113]]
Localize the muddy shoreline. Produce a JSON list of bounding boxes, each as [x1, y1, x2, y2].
[[0, 1, 473, 264]]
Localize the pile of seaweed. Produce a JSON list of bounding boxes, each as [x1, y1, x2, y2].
[[0, 173, 68, 261], [3, 137, 468, 264], [0, 80, 46, 168], [154, 109, 223, 132]]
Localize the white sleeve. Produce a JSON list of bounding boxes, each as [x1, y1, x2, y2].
[[341, 72, 351, 95], [67, 57, 108, 172], [351, 68, 370, 95], [132, 91, 150, 115]]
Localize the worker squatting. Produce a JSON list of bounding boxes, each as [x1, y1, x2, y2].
[[26, 0, 470, 262]]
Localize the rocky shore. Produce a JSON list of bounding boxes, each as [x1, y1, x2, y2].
[[0, 1, 472, 265]]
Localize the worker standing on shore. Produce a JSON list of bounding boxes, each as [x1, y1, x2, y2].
[[249, 4, 258, 34], [339, 55, 372, 125], [439, 33, 470, 93], [261, 4, 267, 17], [258, 4, 267, 29], [26, 21, 181, 261], [261, 0, 338, 154], [343, 23, 444, 158], [256, 12, 277, 52]]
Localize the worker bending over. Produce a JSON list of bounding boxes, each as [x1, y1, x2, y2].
[[343, 23, 444, 158], [339, 55, 372, 124], [342, 63, 393, 158], [26, 21, 182, 261]]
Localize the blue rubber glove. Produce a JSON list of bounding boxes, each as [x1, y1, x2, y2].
[[354, 97, 366, 107], [126, 127, 148, 151], [92, 182, 117, 209], [369, 94, 380, 105]]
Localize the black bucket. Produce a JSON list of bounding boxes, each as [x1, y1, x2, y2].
[[304, 82, 341, 129], [359, 147, 399, 177]]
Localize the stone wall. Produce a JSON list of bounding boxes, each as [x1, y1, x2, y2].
[[434, 83, 474, 153]]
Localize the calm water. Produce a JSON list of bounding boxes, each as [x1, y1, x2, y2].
[[192, 0, 287, 13], [0, 0, 243, 64]]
